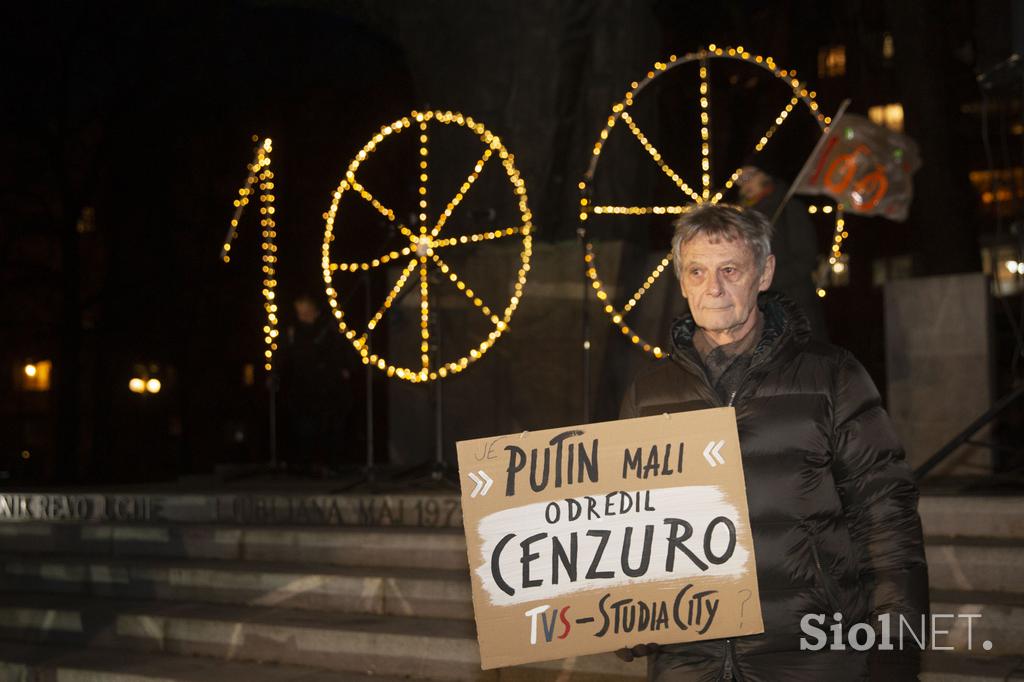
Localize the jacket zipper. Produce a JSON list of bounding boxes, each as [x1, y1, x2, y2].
[[721, 638, 736, 680], [809, 539, 842, 614], [670, 306, 795, 410], [672, 347, 763, 410], [671, 324, 788, 682], [673, 351, 746, 682]]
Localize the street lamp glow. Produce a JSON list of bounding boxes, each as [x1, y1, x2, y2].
[[24, 364, 37, 378], [146, 378, 162, 394], [129, 378, 146, 394]]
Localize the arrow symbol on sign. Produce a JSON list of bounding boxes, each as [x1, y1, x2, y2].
[[702, 440, 726, 467], [467, 470, 494, 498]]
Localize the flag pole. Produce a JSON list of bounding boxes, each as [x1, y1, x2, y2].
[[769, 99, 851, 228]]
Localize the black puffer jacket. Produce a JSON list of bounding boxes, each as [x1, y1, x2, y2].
[[619, 292, 928, 682]]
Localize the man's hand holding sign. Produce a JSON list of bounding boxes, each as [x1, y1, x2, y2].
[[456, 408, 764, 669]]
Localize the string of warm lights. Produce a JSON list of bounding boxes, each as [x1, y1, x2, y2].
[[363, 258, 418, 335], [349, 179, 398, 224], [419, 258, 430, 372], [700, 60, 712, 201], [220, 145, 259, 264], [711, 96, 801, 203], [433, 148, 492, 237], [757, 97, 801, 152], [322, 110, 532, 383], [590, 205, 689, 215], [828, 204, 848, 270], [418, 119, 429, 227], [431, 253, 499, 321], [222, 136, 278, 372], [432, 226, 521, 247], [332, 247, 413, 272], [623, 253, 672, 313], [584, 242, 665, 358], [787, 203, 848, 299], [619, 111, 702, 204], [579, 46, 835, 358]]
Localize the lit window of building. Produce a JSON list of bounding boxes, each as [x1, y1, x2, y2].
[[868, 103, 904, 132], [982, 244, 1024, 297], [872, 255, 914, 288], [968, 168, 1024, 211], [129, 363, 165, 395], [18, 360, 52, 391], [882, 33, 895, 60], [817, 45, 847, 78]]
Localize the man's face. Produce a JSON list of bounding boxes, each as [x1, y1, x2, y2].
[[295, 298, 319, 324], [737, 166, 772, 205], [678, 232, 775, 335]]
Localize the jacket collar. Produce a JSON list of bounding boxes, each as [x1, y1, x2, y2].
[[670, 291, 811, 368]]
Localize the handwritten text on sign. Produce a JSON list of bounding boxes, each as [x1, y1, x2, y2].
[[456, 408, 764, 669]]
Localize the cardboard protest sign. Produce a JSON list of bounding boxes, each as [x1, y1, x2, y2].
[[456, 407, 763, 669]]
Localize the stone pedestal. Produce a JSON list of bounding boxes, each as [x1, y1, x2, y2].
[[884, 273, 994, 475]]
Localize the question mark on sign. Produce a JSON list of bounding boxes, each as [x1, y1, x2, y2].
[[738, 589, 752, 628]]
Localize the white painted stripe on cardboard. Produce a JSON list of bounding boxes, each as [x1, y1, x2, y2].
[[475, 485, 748, 606]]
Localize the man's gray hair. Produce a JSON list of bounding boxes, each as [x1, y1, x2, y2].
[[671, 203, 774, 279]]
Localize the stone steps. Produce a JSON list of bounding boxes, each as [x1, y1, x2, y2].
[[918, 495, 1024, 541], [0, 553, 473, 620], [0, 593, 642, 682], [920, 651, 1024, 681], [0, 523, 469, 571], [918, 495, 1024, 661], [0, 589, 1020, 676], [0, 640, 377, 682], [926, 540, 1024, 596], [929, 592, 1024, 656], [4, 550, 1018, 640], [0, 648, 1019, 682]]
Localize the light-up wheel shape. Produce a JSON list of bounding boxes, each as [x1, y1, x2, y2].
[[323, 110, 533, 383], [579, 45, 837, 357]]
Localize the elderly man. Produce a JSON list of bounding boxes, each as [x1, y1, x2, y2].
[[618, 204, 928, 681]]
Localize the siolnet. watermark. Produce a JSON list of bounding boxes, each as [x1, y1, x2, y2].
[[800, 612, 993, 652]]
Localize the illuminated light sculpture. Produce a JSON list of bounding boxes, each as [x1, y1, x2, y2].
[[579, 46, 844, 358], [220, 136, 278, 373], [322, 110, 533, 384]]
